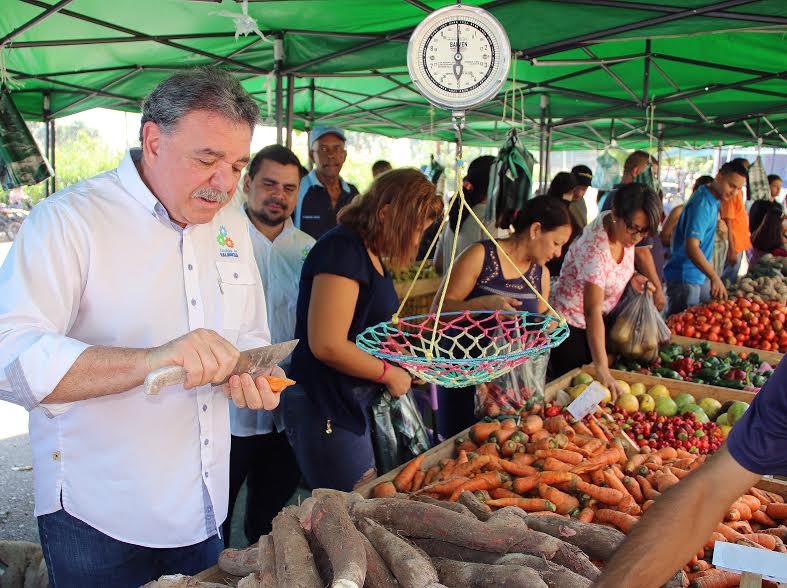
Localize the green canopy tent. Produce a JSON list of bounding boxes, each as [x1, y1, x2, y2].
[[2, 0, 786, 191]]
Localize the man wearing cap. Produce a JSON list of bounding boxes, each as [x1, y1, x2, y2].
[[569, 164, 593, 230], [296, 126, 359, 240]]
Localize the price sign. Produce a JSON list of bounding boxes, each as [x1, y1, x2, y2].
[[712, 541, 787, 583], [566, 382, 607, 421]]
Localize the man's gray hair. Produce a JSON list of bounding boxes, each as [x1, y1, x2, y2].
[[139, 66, 259, 142]]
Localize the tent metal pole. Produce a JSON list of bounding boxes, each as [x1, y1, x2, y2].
[[657, 124, 664, 184], [403, 0, 433, 12], [540, 0, 787, 25], [7, 32, 240, 48], [649, 60, 709, 122], [274, 37, 284, 145], [651, 53, 773, 78], [43, 92, 51, 197], [282, 29, 412, 75], [0, 0, 77, 45], [535, 83, 635, 107], [580, 47, 640, 104], [642, 40, 651, 106], [519, 0, 758, 59], [308, 79, 315, 170], [18, 0, 270, 75], [311, 85, 424, 123], [285, 75, 294, 149], [50, 67, 141, 118], [545, 122, 553, 183], [7, 69, 137, 105], [656, 70, 785, 107], [49, 118, 57, 195], [317, 88, 411, 131], [539, 94, 549, 192], [293, 71, 410, 78]]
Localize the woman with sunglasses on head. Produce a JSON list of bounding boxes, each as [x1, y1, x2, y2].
[[549, 183, 662, 398]]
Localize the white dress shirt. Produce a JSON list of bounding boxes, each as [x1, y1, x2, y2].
[[229, 212, 314, 437], [0, 149, 270, 547]]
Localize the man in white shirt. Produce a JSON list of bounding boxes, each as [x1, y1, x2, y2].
[[224, 145, 314, 546], [0, 68, 284, 587]]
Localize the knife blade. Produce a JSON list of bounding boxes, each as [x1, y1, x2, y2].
[[144, 339, 299, 396]]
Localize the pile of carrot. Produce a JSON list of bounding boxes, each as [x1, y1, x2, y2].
[[373, 413, 787, 587]]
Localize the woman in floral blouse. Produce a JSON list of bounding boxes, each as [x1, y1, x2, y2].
[[550, 183, 661, 397]]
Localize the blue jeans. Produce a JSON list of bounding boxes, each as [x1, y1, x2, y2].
[[282, 384, 377, 491], [38, 508, 222, 588], [665, 281, 711, 316]]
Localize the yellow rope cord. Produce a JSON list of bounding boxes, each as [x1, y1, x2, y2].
[[426, 163, 467, 359], [395, 107, 566, 364], [392, 186, 461, 323]]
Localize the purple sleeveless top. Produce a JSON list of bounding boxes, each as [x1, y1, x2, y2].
[[467, 240, 543, 314]]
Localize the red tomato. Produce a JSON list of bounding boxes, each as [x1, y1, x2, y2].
[[684, 325, 696, 338], [708, 333, 719, 342]]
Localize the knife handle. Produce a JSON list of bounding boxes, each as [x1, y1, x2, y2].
[[144, 366, 187, 396]]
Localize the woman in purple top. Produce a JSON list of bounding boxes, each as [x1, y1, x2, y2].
[[432, 196, 573, 437]]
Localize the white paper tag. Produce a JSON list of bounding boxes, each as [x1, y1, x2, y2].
[[712, 541, 787, 582], [566, 382, 607, 421]]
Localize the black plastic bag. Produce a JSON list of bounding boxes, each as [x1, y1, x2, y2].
[[370, 390, 430, 475], [0, 91, 52, 190]]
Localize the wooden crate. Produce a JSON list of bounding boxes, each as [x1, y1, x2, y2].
[[544, 365, 759, 405], [393, 277, 441, 319], [196, 367, 787, 585], [671, 334, 783, 367], [393, 277, 442, 299], [354, 372, 577, 498]]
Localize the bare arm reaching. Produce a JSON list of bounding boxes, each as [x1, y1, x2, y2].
[[594, 446, 761, 588]]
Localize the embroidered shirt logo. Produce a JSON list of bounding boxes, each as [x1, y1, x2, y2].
[[217, 225, 238, 258]]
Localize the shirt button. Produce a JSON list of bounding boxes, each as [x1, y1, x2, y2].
[[204, 471, 209, 479], [52, 451, 61, 461], [233, 272, 239, 279], [202, 404, 208, 412], [188, 264, 193, 271], [191, 298, 197, 306], [204, 439, 209, 446]]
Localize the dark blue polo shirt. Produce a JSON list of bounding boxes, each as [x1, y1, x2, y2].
[[295, 169, 358, 240], [288, 224, 399, 435], [727, 355, 787, 475]]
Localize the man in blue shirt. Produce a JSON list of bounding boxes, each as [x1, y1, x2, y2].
[[595, 355, 787, 588], [663, 160, 748, 316], [295, 126, 359, 240]]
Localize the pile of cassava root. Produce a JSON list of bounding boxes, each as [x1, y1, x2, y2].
[[143, 488, 688, 588]]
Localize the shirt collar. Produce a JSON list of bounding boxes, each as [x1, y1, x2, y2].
[[117, 149, 161, 216], [306, 168, 351, 194], [117, 148, 184, 232]]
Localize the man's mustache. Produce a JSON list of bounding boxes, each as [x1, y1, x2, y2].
[[192, 187, 229, 203]]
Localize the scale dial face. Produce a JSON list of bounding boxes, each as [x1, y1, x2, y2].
[[407, 4, 511, 112]]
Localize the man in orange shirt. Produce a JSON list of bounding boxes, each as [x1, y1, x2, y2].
[[720, 158, 751, 284]]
